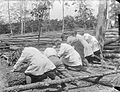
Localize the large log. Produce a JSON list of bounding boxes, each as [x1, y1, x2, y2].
[[104, 38, 120, 46], [103, 53, 120, 59], [103, 50, 120, 53], [2, 71, 120, 92], [103, 46, 120, 50], [107, 43, 120, 46], [105, 32, 119, 35]]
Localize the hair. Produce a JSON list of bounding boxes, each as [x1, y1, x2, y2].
[[61, 33, 68, 41], [54, 39, 61, 46], [47, 42, 55, 47], [74, 31, 77, 35], [8, 47, 24, 65]]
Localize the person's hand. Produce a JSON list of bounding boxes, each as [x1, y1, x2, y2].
[[10, 69, 15, 72], [91, 54, 95, 57]]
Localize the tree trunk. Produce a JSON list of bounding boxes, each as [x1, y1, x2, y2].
[[20, 0, 24, 34], [38, 19, 41, 46], [95, 0, 107, 50], [62, 0, 64, 33], [8, 0, 13, 35]]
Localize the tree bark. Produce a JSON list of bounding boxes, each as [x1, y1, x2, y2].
[[95, 0, 107, 50], [3, 71, 120, 92], [7, 0, 13, 35]]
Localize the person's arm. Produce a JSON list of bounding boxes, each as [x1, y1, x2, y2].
[[13, 50, 27, 71], [58, 44, 65, 58], [43, 49, 47, 56]]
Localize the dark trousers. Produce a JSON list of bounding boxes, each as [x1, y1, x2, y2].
[[25, 69, 56, 83], [64, 64, 86, 71], [94, 50, 101, 59], [55, 64, 72, 79], [85, 55, 101, 64], [48, 56, 72, 79]]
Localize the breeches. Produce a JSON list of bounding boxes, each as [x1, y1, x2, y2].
[[25, 69, 56, 83], [56, 64, 72, 79]]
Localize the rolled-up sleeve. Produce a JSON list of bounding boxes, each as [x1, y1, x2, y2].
[[58, 44, 65, 58], [13, 50, 27, 70]]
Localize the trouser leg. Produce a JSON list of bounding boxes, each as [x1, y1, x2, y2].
[[25, 73, 47, 83], [45, 69, 56, 80], [85, 55, 94, 64], [57, 64, 80, 87], [57, 64, 72, 78]]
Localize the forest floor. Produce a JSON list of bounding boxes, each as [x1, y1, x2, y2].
[[0, 57, 120, 92], [0, 28, 120, 92]]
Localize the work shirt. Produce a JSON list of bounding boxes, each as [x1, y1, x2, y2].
[[84, 33, 100, 52], [44, 47, 63, 66], [67, 36, 84, 60], [58, 43, 82, 66], [67, 36, 77, 45], [90, 36, 100, 52], [44, 47, 57, 57], [76, 34, 93, 57], [13, 47, 56, 76]]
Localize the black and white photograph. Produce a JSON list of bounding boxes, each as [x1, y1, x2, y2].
[[0, 0, 120, 92]]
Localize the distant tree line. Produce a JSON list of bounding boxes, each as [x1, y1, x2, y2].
[[0, 15, 97, 35]]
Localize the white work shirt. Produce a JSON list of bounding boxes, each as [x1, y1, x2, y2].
[[90, 36, 100, 52], [58, 43, 82, 66], [76, 34, 93, 57], [67, 36, 77, 45], [84, 33, 100, 52], [13, 47, 56, 76], [44, 47, 57, 57]]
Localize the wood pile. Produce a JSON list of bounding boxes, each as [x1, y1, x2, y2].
[[0, 30, 95, 50], [1, 28, 120, 92], [103, 28, 120, 65]]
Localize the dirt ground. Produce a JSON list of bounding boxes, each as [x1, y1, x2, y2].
[[0, 57, 120, 92]]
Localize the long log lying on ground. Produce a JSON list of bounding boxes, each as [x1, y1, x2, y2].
[[106, 43, 120, 46], [103, 46, 120, 50], [103, 53, 120, 59], [104, 38, 120, 46], [2, 71, 120, 92], [103, 50, 120, 53], [105, 35, 119, 37], [105, 32, 119, 35], [90, 64, 116, 70]]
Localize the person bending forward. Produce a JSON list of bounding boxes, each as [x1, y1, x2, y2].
[[11, 47, 56, 83]]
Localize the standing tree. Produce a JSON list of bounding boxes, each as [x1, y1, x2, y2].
[[20, 0, 24, 34], [70, 0, 95, 29], [31, 1, 49, 45], [64, 16, 76, 31], [109, 0, 120, 28], [7, 0, 13, 35], [95, 0, 108, 62]]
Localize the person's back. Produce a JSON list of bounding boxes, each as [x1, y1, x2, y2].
[[14, 47, 56, 76], [76, 34, 93, 57], [83, 33, 100, 52], [91, 36, 100, 52], [44, 47, 63, 67], [67, 36, 84, 61], [58, 43, 82, 67]]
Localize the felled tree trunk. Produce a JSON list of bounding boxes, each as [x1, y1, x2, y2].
[[3, 71, 120, 92]]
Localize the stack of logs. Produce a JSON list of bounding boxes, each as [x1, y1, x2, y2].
[[103, 28, 120, 65], [2, 29, 120, 92]]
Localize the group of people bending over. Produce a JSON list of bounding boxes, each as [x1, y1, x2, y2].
[[10, 31, 103, 89]]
